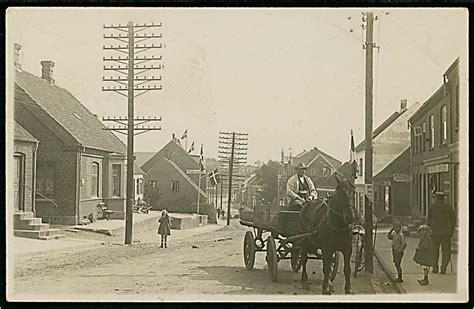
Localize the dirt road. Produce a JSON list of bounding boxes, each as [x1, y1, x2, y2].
[[12, 221, 396, 300]]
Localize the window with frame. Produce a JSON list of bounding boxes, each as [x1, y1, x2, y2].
[[36, 162, 55, 199], [429, 114, 435, 149], [91, 162, 99, 198], [136, 178, 143, 195], [422, 122, 426, 152], [112, 164, 121, 197], [171, 180, 180, 192], [440, 105, 447, 144], [358, 158, 363, 176], [148, 180, 157, 188]]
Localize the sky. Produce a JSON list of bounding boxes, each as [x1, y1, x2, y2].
[[7, 8, 468, 164]]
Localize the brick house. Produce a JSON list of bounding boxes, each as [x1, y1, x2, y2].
[[13, 121, 38, 214], [14, 55, 127, 225], [141, 136, 208, 211], [408, 58, 459, 219], [277, 147, 342, 206], [354, 100, 421, 218]]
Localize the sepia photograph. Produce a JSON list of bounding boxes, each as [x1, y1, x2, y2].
[[5, 7, 468, 302]]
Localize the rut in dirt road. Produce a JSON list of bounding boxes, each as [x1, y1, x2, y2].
[[13, 224, 395, 297]]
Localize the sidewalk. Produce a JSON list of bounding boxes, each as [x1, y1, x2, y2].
[[374, 227, 457, 294], [12, 219, 226, 257]]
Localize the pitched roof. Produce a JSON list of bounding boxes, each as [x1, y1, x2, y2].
[[355, 111, 403, 152], [135, 152, 156, 168], [134, 162, 145, 175], [141, 138, 200, 173], [15, 70, 126, 154], [369, 102, 421, 176], [293, 147, 342, 169], [14, 121, 38, 142], [317, 161, 353, 190]]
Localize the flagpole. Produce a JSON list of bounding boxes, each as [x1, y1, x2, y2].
[[197, 172, 202, 215]]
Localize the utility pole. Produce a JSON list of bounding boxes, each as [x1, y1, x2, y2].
[[219, 131, 248, 225], [363, 12, 374, 273], [102, 21, 164, 245]]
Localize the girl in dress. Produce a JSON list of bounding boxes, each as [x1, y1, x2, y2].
[[413, 225, 434, 286], [158, 209, 171, 248]]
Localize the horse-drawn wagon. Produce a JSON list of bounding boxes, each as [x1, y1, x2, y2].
[[239, 203, 340, 283], [239, 175, 357, 295]]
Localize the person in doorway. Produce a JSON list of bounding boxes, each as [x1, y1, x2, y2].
[[413, 224, 434, 286], [158, 209, 171, 248], [427, 191, 455, 274], [286, 162, 317, 210], [388, 222, 407, 282]]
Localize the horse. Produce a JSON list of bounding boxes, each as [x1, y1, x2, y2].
[[298, 174, 356, 295]]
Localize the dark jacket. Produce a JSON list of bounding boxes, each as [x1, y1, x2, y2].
[[158, 213, 171, 236], [427, 201, 455, 236], [413, 233, 434, 267]]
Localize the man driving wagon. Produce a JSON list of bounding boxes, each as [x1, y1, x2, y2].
[[286, 162, 318, 211]]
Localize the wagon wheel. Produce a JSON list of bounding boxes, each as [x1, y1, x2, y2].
[[290, 249, 302, 272], [266, 235, 278, 282], [330, 251, 340, 282], [243, 231, 256, 271]]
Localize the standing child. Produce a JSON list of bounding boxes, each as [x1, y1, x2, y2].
[[387, 222, 407, 282], [413, 224, 434, 286], [158, 209, 171, 248]]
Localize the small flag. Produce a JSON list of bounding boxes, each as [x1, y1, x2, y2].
[[199, 144, 204, 171], [208, 168, 220, 186], [181, 129, 187, 140], [350, 130, 358, 179], [188, 141, 195, 153]]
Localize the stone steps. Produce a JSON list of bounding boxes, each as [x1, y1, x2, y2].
[[14, 229, 65, 239], [13, 212, 65, 240]]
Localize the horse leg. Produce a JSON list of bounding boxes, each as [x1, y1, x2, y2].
[[300, 249, 310, 290], [344, 248, 352, 294], [322, 250, 333, 295]]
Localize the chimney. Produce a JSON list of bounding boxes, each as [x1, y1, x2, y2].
[[172, 133, 175, 140], [400, 99, 408, 112], [41, 61, 55, 85], [14, 43, 22, 71]]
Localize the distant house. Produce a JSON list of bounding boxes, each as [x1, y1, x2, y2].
[[240, 174, 262, 209], [141, 135, 208, 211], [14, 49, 127, 225], [316, 161, 354, 199], [354, 100, 421, 218], [277, 147, 342, 206]]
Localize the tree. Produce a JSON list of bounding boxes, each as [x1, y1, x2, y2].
[[256, 160, 280, 204], [144, 183, 162, 208]]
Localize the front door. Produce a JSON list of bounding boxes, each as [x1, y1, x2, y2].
[[14, 155, 24, 211]]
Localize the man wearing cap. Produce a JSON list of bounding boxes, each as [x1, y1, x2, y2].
[[427, 191, 456, 274], [286, 162, 318, 210]]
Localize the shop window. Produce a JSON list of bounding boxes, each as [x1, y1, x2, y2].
[[36, 162, 55, 199], [112, 164, 121, 197], [91, 162, 99, 198]]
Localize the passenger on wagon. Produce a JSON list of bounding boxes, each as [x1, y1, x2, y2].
[[286, 162, 317, 210]]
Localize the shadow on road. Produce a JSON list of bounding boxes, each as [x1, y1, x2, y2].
[[191, 265, 324, 295]]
